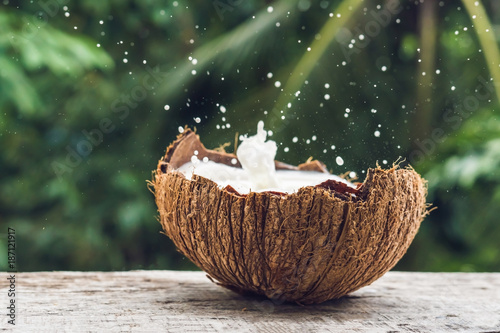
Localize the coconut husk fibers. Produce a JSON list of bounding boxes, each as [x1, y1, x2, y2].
[[151, 129, 428, 304]]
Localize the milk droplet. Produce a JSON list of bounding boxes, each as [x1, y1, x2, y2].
[[231, 158, 237, 165], [178, 126, 184, 133], [374, 130, 381, 137], [220, 105, 226, 113], [164, 105, 170, 111], [274, 81, 281, 88], [324, 94, 330, 100], [284, 147, 289, 152], [194, 117, 201, 123], [336, 156, 344, 166], [267, 72, 273, 78], [292, 137, 298, 143]]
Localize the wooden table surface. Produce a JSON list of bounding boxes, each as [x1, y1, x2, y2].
[[5, 271, 500, 332]]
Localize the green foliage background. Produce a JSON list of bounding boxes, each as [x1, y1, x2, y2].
[[0, 0, 499, 272]]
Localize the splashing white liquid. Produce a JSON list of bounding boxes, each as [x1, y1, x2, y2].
[[236, 121, 279, 190], [177, 121, 353, 193]]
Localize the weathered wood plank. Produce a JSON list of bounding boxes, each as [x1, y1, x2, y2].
[[4, 271, 500, 332]]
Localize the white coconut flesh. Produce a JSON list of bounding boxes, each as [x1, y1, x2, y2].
[[176, 121, 354, 194]]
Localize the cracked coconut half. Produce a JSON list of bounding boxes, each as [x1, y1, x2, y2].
[[151, 122, 428, 304]]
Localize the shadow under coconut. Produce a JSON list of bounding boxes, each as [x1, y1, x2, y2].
[[225, 290, 386, 318], [166, 282, 386, 321]]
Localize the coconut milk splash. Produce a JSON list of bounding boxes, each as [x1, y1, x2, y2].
[[177, 121, 354, 193], [236, 121, 279, 190]]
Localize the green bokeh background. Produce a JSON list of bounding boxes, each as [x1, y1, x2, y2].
[[1, 0, 499, 272]]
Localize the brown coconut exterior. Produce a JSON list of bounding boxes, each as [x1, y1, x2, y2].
[[151, 129, 428, 304]]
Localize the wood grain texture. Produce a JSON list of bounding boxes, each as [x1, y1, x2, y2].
[[4, 271, 500, 332]]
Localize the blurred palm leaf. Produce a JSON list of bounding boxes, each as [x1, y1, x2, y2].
[[156, 1, 296, 99], [0, 11, 113, 115]]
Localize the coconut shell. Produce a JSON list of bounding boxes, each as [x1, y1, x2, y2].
[[151, 129, 428, 304]]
